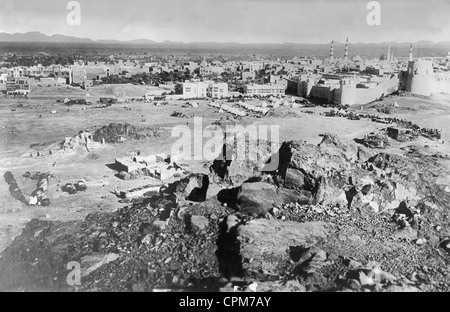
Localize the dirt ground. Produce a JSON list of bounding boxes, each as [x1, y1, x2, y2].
[[0, 90, 450, 260]]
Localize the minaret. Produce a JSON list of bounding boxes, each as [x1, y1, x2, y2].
[[387, 43, 391, 62], [344, 38, 349, 66], [330, 40, 334, 63], [408, 44, 413, 62]]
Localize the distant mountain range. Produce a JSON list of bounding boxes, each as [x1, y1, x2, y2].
[[0, 31, 163, 44], [1, 31, 450, 47], [0, 31, 93, 43]]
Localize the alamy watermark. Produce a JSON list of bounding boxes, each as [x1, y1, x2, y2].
[[171, 117, 280, 171], [65, 1, 378, 28], [67, 1, 81, 26], [367, 1, 381, 26], [66, 261, 81, 286]]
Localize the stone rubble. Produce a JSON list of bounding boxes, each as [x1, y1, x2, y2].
[[0, 134, 449, 292]]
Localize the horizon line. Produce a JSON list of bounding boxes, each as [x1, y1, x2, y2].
[[1, 31, 449, 46]]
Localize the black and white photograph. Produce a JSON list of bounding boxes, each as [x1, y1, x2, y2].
[[0, 0, 449, 297]]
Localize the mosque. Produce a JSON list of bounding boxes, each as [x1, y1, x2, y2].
[[298, 40, 450, 105]]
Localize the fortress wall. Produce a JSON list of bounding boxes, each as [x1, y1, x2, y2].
[[310, 85, 334, 101], [408, 76, 433, 96], [432, 79, 450, 94], [399, 71, 408, 90], [286, 79, 299, 94], [337, 75, 399, 105], [432, 73, 450, 94], [339, 86, 356, 105], [383, 75, 400, 94], [406, 60, 434, 97], [335, 79, 357, 105], [298, 80, 314, 97], [354, 84, 384, 105]]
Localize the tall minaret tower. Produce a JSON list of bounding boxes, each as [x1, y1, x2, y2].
[[330, 40, 334, 63], [387, 43, 391, 62], [408, 44, 413, 62], [344, 38, 349, 66]]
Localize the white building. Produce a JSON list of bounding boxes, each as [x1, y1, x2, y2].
[[0, 73, 7, 84], [182, 82, 208, 98], [240, 62, 264, 72], [182, 81, 229, 99], [207, 82, 228, 98]]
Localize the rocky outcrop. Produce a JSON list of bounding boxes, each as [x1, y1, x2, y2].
[[266, 134, 357, 209], [162, 173, 210, 204], [258, 135, 450, 214], [235, 219, 329, 275], [1, 133, 449, 292], [93, 123, 165, 143], [210, 140, 279, 185]]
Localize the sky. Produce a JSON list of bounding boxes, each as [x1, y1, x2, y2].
[[0, 0, 449, 43]]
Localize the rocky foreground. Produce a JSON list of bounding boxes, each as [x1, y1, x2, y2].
[[0, 134, 449, 292]]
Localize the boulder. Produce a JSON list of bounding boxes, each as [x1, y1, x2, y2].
[[345, 259, 363, 269], [354, 175, 375, 190], [226, 215, 240, 232], [394, 183, 419, 202], [267, 138, 357, 207], [357, 271, 372, 286], [277, 188, 313, 205], [347, 279, 362, 291], [189, 215, 209, 231], [74, 181, 87, 192], [441, 240, 450, 253], [318, 134, 359, 163], [211, 141, 277, 184], [62, 183, 77, 195], [286, 140, 351, 178], [394, 227, 418, 240], [237, 219, 329, 274], [163, 174, 209, 203], [350, 192, 380, 213], [237, 182, 278, 216], [283, 168, 305, 190], [303, 272, 328, 286], [315, 176, 348, 207], [293, 247, 329, 274], [357, 146, 377, 162]]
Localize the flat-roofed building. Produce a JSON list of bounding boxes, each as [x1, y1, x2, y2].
[[207, 82, 228, 98], [182, 81, 229, 99], [182, 81, 208, 98]]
